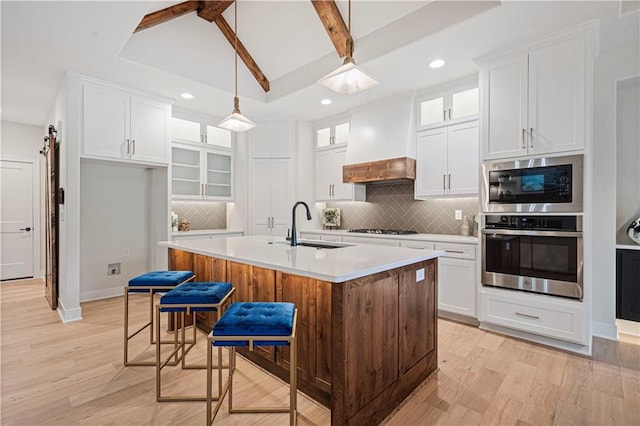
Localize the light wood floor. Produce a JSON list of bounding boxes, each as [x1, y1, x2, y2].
[[1, 279, 638, 425]]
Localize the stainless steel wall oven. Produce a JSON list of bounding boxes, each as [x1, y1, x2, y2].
[[482, 215, 583, 300], [482, 154, 583, 213]]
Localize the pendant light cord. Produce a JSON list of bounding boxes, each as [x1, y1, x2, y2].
[[234, 0, 238, 99]]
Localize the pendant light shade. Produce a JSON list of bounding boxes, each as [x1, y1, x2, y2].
[[218, 0, 256, 133], [318, 56, 379, 95], [318, 0, 379, 95], [218, 96, 256, 132]]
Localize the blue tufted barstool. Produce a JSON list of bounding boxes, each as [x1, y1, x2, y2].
[[206, 302, 298, 426], [156, 281, 235, 402], [124, 270, 195, 366]]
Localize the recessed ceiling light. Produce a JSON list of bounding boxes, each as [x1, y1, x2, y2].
[[320, 99, 332, 105], [429, 59, 445, 69], [180, 93, 194, 99]]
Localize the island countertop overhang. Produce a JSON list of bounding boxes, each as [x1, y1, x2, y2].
[[160, 235, 443, 283]]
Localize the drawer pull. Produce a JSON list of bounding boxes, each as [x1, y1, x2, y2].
[[515, 312, 540, 320], [444, 249, 465, 254]]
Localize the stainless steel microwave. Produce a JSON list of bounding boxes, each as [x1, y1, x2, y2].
[[482, 154, 583, 213]]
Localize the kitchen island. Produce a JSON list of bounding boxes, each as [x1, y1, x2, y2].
[[160, 235, 443, 425]]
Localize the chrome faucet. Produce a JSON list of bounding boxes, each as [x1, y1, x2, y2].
[[290, 201, 312, 246]]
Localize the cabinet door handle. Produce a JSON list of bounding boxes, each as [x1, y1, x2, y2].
[[515, 312, 540, 320], [448, 108, 452, 120], [125, 139, 130, 154], [443, 174, 446, 191], [444, 249, 464, 254], [332, 184, 335, 196], [521, 129, 526, 149], [448, 174, 451, 190], [204, 134, 208, 144], [200, 134, 203, 143], [530, 128, 534, 148], [443, 110, 446, 121], [131, 139, 135, 155], [204, 184, 208, 196]]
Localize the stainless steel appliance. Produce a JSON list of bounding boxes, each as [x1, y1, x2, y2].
[[482, 154, 583, 213], [348, 229, 417, 235], [482, 215, 583, 300]]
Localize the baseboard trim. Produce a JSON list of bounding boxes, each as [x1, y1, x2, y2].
[[57, 299, 82, 323], [480, 322, 592, 356], [80, 286, 123, 302], [592, 321, 618, 341]]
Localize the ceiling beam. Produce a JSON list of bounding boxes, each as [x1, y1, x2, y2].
[[134, 1, 200, 33], [311, 0, 351, 58], [214, 16, 270, 93], [197, 1, 234, 22]]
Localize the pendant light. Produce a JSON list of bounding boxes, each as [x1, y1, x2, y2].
[[218, 0, 256, 132], [318, 0, 379, 95]]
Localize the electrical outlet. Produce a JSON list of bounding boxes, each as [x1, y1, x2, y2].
[[123, 248, 130, 257], [416, 268, 425, 282], [107, 263, 121, 276], [455, 210, 463, 220]]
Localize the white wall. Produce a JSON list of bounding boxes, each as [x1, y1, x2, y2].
[[79, 160, 151, 301], [616, 76, 640, 243], [591, 13, 640, 339], [0, 120, 45, 278]]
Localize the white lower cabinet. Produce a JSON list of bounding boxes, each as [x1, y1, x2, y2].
[[438, 257, 476, 317], [401, 240, 477, 320], [479, 288, 587, 344]]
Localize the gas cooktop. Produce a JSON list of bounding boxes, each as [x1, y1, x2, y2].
[[347, 229, 418, 235]]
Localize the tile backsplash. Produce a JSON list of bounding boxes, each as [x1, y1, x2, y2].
[[327, 183, 478, 235], [171, 201, 226, 230]]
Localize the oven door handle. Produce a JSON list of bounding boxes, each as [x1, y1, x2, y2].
[[484, 234, 518, 241], [482, 229, 582, 238]]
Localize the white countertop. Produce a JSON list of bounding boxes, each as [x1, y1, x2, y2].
[[171, 229, 243, 237], [300, 229, 479, 244], [160, 235, 443, 283]]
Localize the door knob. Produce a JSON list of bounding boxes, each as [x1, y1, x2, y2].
[[20, 227, 31, 231]]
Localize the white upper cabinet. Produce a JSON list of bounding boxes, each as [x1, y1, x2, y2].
[[415, 121, 479, 198], [479, 31, 589, 160], [249, 121, 294, 158], [171, 110, 232, 149], [315, 146, 365, 202], [417, 78, 479, 131], [315, 118, 350, 149], [82, 80, 170, 165]]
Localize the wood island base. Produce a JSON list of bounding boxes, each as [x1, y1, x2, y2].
[[170, 249, 438, 425]]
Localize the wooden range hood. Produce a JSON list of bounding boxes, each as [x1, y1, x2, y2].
[[343, 157, 416, 184]]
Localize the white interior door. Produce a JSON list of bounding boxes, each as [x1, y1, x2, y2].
[[1, 160, 34, 280]]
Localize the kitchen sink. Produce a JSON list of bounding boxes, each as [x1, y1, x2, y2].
[[271, 240, 351, 249]]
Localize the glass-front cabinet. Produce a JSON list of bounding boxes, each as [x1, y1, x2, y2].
[[417, 76, 479, 131], [315, 117, 350, 149], [172, 111, 232, 148], [171, 144, 233, 200]]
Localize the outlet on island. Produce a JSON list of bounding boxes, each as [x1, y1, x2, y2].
[[107, 262, 121, 275], [455, 210, 463, 220]]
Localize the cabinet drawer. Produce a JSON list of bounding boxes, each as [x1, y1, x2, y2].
[[435, 243, 476, 260], [320, 235, 342, 243], [480, 290, 586, 344], [400, 241, 435, 250], [341, 236, 400, 247], [300, 233, 321, 241]]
